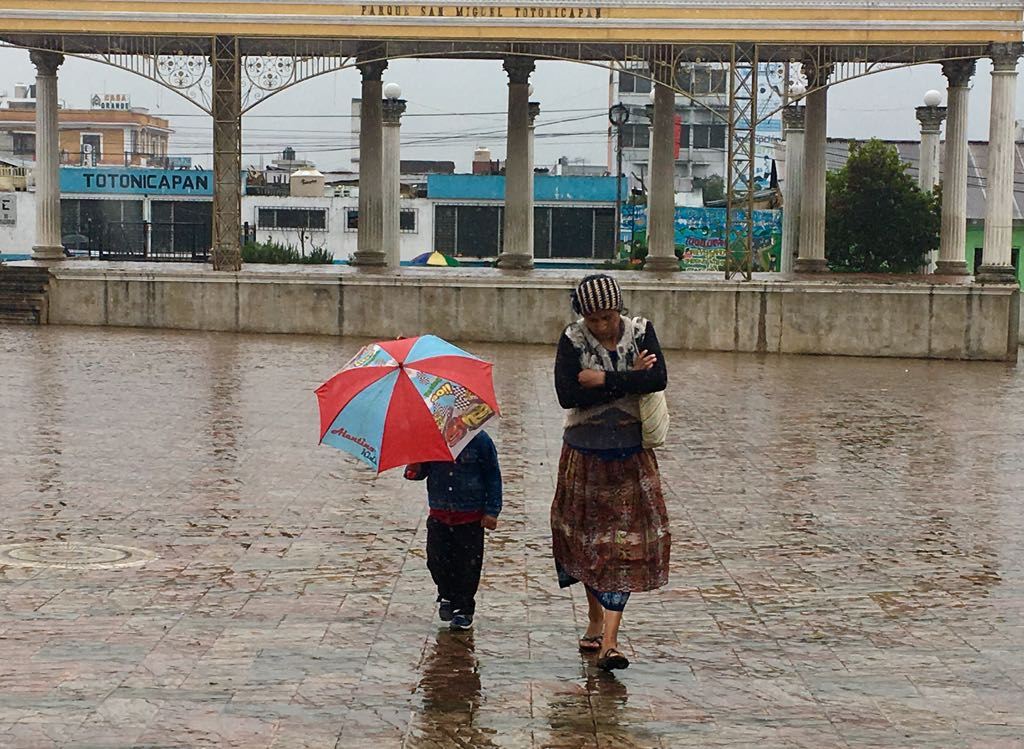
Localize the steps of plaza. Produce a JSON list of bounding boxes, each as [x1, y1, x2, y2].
[[0, 265, 50, 324]]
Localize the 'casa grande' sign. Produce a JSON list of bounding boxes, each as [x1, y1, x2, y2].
[[361, 4, 604, 18]]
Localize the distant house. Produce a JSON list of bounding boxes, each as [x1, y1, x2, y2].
[[0, 84, 172, 168], [427, 173, 623, 260]]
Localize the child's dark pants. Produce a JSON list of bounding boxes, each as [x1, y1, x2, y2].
[[426, 517, 484, 617]]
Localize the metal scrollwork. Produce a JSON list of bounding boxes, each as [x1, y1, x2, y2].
[[242, 56, 297, 109], [240, 53, 351, 113], [155, 53, 211, 110], [245, 56, 296, 90], [156, 52, 208, 90]]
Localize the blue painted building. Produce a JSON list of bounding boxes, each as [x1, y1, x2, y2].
[[59, 167, 213, 259], [427, 174, 624, 260]]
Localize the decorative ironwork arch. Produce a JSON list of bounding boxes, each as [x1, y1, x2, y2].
[[0, 38, 355, 114]]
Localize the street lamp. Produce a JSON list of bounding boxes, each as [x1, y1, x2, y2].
[[923, 89, 943, 108], [383, 82, 402, 100], [609, 102, 630, 256]]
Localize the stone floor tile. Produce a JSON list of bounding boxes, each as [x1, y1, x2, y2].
[[1, 327, 1023, 747]]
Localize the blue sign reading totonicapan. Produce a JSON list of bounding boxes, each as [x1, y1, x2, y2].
[[60, 167, 213, 196]]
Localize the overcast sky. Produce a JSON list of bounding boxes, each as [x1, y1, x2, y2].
[[1, 48, 1020, 173]]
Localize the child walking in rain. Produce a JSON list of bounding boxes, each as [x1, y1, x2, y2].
[[405, 430, 502, 630]]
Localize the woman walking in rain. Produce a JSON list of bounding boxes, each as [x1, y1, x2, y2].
[[551, 274, 671, 671]]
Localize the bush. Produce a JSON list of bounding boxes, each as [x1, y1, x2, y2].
[[242, 240, 300, 264], [599, 257, 644, 271], [241, 241, 334, 265], [601, 237, 649, 270], [301, 247, 335, 265]]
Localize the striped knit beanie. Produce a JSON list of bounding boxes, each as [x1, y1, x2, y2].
[[571, 274, 623, 316]]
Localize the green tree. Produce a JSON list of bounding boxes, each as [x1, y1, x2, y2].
[[695, 174, 725, 204], [826, 139, 940, 273]]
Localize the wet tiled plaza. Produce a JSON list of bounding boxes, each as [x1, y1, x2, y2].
[[1, 325, 1023, 748]]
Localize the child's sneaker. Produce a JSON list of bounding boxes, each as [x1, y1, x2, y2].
[[449, 613, 473, 630], [437, 600, 454, 622]]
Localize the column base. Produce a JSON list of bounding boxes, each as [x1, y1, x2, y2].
[[933, 260, 969, 276], [349, 251, 387, 268], [643, 255, 680, 273], [31, 245, 65, 262], [495, 253, 534, 270], [975, 264, 1018, 284], [793, 257, 828, 273]]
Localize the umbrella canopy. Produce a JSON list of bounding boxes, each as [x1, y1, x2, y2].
[[411, 251, 460, 267], [315, 335, 499, 473]]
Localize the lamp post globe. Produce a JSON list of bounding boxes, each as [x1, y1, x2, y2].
[[383, 82, 402, 100], [923, 89, 943, 108]]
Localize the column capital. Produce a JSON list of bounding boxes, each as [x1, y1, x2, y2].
[[357, 58, 388, 82], [527, 101, 540, 126], [782, 105, 805, 133], [915, 105, 947, 134], [990, 43, 1023, 73], [382, 98, 406, 125], [503, 57, 535, 85], [30, 50, 64, 77], [941, 58, 976, 88]]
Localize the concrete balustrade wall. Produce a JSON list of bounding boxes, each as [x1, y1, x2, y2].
[[39, 262, 1020, 361]]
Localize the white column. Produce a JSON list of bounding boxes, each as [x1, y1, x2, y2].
[[795, 65, 829, 273], [351, 57, 387, 267], [497, 57, 535, 269], [979, 44, 1022, 283], [381, 94, 406, 269], [916, 101, 947, 273], [780, 104, 805, 274], [30, 50, 64, 261], [935, 59, 975, 276], [645, 73, 679, 273]]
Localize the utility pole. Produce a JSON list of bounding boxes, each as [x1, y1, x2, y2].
[[608, 103, 629, 255]]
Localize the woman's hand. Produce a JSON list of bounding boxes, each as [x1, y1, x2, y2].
[[578, 369, 606, 388], [632, 350, 657, 371]]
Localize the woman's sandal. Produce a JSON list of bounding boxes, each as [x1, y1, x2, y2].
[[578, 634, 603, 653], [596, 648, 630, 671]]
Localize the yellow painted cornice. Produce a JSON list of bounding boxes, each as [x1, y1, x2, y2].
[[0, 1, 1020, 44]]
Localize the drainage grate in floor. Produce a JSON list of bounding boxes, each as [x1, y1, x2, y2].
[[0, 542, 156, 570]]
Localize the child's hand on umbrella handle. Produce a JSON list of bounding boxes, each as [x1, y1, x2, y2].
[[481, 515, 498, 530]]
